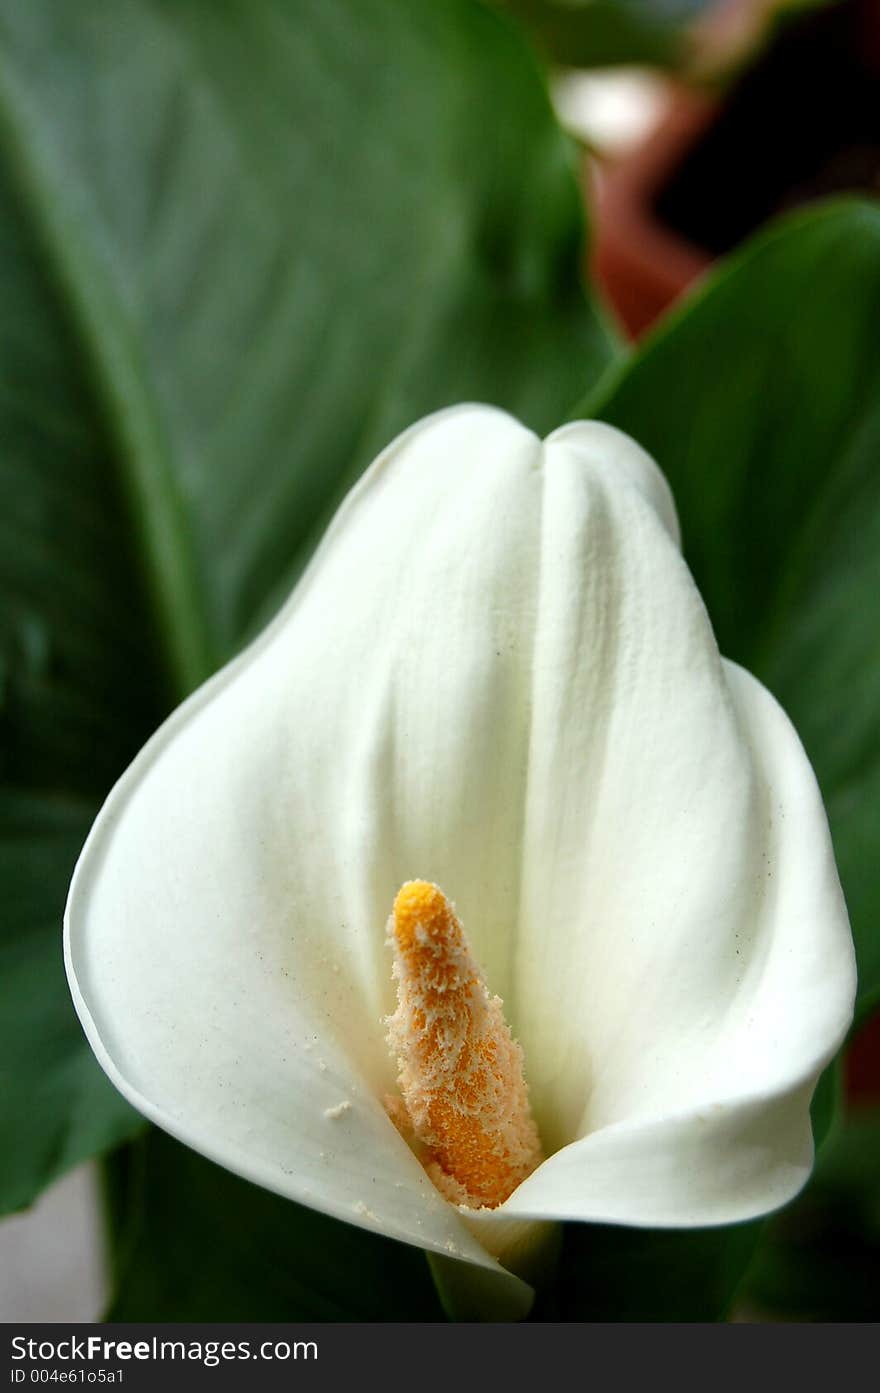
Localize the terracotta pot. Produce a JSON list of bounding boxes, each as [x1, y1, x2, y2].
[[588, 89, 716, 339]]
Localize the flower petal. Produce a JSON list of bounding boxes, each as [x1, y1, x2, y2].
[[488, 421, 855, 1223], [65, 404, 854, 1277], [65, 404, 555, 1305]]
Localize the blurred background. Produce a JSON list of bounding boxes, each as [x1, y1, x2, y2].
[[2, 0, 878, 1322]]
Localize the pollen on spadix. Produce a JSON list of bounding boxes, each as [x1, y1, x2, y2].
[[385, 880, 543, 1209]]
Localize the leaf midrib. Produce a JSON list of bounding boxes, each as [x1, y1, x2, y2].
[[0, 47, 217, 701]]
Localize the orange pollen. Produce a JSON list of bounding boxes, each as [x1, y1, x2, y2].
[[385, 880, 543, 1209]]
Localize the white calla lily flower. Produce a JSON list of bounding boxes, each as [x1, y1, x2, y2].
[[65, 406, 856, 1320]]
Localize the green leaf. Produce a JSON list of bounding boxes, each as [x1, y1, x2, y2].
[[0, 134, 167, 1210], [741, 1107, 880, 1321], [582, 199, 880, 1024], [104, 1130, 445, 1321], [0, 0, 616, 1240], [496, 0, 711, 69]]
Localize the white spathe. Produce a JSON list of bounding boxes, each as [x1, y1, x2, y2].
[[65, 406, 856, 1315]]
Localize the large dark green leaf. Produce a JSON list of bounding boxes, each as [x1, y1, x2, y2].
[[104, 1131, 445, 1320], [581, 199, 880, 1025], [532, 1219, 762, 1321], [495, 0, 711, 69], [0, 0, 617, 1221], [0, 146, 166, 1209]]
